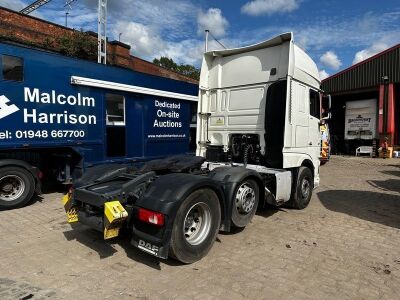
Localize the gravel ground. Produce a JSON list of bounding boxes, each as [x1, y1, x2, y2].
[[0, 155, 399, 299]]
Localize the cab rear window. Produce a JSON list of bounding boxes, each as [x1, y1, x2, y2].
[[2, 55, 24, 81]]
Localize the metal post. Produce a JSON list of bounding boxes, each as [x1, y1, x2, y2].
[[64, 0, 76, 27], [205, 30, 209, 52], [382, 76, 389, 137], [98, 0, 107, 64]]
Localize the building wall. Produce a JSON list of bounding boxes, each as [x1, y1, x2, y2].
[[0, 6, 198, 84], [322, 43, 400, 151]]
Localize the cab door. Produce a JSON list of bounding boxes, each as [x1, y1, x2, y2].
[[309, 89, 322, 156], [292, 81, 309, 148]]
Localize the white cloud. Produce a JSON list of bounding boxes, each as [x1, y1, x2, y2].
[[352, 42, 389, 65], [241, 0, 300, 16], [81, 0, 198, 40], [158, 39, 204, 66], [320, 51, 342, 70], [113, 21, 205, 66], [319, 70, 329, 80], [113, 21, 165, 57], [197, 8, 229, 38]]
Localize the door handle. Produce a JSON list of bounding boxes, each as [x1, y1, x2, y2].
[[309, 142, 313, 145]]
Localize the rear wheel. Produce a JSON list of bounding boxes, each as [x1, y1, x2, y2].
[[231, 179, 259, 228], [169, 188, 221, 264], [287, 166, 313, 209], [0, 166, 35, 210]]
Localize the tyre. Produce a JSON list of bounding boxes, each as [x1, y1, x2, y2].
[[0, 166, 35, 210], [231, 179, 259, 228], [169, 188, 221, 264], [287, 166, 313, 209]]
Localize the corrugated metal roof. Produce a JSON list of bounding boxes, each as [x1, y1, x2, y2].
[[321, 44, 400, 93]]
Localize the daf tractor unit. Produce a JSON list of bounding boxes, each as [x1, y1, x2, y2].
[[63, 32, 327, 263]]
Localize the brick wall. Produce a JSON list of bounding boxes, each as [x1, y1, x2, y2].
[[0, 6, 198, 84]]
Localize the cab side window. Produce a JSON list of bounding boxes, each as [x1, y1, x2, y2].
[[2, 55, 24, 81], [309, 89, 320, 119]]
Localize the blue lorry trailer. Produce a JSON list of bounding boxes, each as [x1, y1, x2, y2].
[[0, 41, 198, 209]]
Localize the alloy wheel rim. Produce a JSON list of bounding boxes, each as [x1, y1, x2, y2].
[[0, 175, 25, 201], [235, 182, 256, 214], [183, 202, 212, 245]]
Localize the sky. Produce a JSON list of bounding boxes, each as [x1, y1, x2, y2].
[[1, 0, 400, 79]]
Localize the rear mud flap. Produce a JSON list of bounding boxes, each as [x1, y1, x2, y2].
[[131, 235, 169, 259]]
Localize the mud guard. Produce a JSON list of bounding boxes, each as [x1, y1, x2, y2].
[[131, 173, 225, 259], [207, 166, 264, 232]]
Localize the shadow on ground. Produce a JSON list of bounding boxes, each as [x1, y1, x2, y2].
[[23, 183, 68, 208], [63, 226, 164, 270], [60, 207, 281, 269], [380, 170, 400, 178], [318, 190, 400, 229], [367, 179, 400, 193]]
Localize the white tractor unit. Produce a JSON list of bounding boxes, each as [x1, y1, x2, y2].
[[63, 33, 326, 263]]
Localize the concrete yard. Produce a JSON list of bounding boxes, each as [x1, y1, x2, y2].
[[0, 156, 399, 299]]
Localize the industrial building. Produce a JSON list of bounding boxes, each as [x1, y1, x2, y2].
[[322, 44, 400, 156]]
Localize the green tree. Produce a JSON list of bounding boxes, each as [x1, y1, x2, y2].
[[153, 56, 200, 81], [57, 30, 97, 61]]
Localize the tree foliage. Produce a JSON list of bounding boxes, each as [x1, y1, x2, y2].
[[153, 56, 200, 81], [56, 30, 97, 61]]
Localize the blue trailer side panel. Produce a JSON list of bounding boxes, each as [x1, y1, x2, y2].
[[0, 42, 198, 164]]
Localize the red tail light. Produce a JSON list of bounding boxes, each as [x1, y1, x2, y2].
[[138, 208, 165, 226]]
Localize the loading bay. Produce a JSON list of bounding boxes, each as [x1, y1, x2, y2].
[[0, 156, 399, 299]]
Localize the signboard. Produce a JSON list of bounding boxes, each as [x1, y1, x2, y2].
[[344, 99, 377, 140], [0, 87, 101, 144]]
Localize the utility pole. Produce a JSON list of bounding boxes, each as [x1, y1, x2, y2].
[[98, 0, 107, 64], [65, 11, 69, 27], [64, 0, 77, 27]]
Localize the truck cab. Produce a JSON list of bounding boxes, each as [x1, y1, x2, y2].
[[197, 32, 322, 193]]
